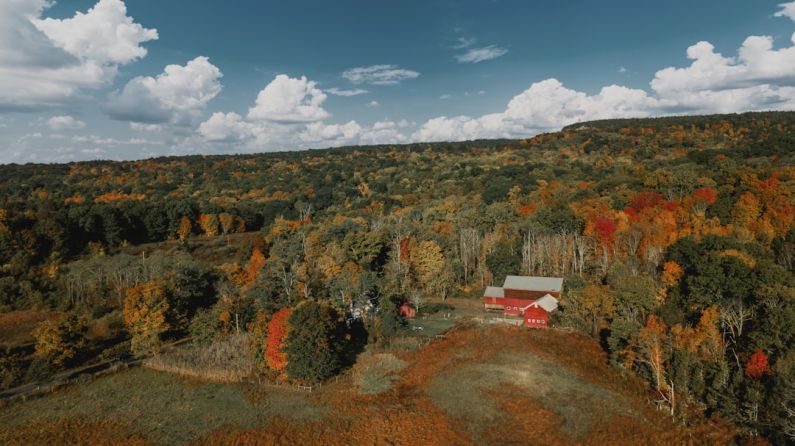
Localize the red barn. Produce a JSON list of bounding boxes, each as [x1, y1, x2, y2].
[[482, 275, 563, 328], [483, 286, 505, 311]]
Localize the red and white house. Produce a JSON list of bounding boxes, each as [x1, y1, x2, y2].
[[482, 275, 563, 328]]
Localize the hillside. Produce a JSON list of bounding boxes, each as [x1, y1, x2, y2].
[[0, 322, 738, 445], [0, 111, 793, 443]]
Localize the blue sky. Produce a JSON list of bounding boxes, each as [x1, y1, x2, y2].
[[2, 0, 795, 163]]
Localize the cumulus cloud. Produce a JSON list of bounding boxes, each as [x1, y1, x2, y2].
[[0, 0, 157, 111], [775, 1, 795, 21], [455, 45, 508, 64], [413, 80, 657, 142], [32, 0, 158, 65], [47, 115, 86, 130], [649, 37, 795, 112], [326, 87, 368, 97], [198, 74, 417, 150], [247, 75, 329, 123], [415, 14, 795, 142], [107, 56, 223, 125], [342, 65, 420, 85], [299, 121, 362, 144], [198, 112, 255, 143]]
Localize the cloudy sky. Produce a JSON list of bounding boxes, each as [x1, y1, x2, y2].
[[2, 0, 795, 163]]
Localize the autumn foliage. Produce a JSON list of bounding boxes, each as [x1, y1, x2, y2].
[[265, 308, 291, 373], [745, 349, 770, 378]]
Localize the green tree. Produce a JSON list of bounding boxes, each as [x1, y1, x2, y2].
[[486, 241, 521, 285], [284, 300, 347, 383]]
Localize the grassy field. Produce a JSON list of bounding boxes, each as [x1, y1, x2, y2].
[[0, 322, 740, 445], [0, 367, 324, 445]]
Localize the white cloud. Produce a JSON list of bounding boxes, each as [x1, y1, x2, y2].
[[618, 66, 627, 73], [367, 100, 380, 107], [107, 56, 223, 124], [440, 94, 453, 100], [360, 120, 409, 145], [32, 0, 158, 65], [775, 1, 795, 21], [247, 75, 329, 123], [451, 37, 477, 49], [413, 79, 657, 142], [326, 87, 368, 97], [299, 121, 361, 144], [455, 45, 508, 64], [342, 65, 420, 85], [649, 37, 795, 112], [0, 0, 157, 111], [198, 112, 255, 143], [415, 12, 795, 142], [47, 115, 85, 130]]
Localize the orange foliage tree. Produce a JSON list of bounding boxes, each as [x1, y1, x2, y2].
[[265, 308, 292, 373], [123, 282, 170, 355], [177, 216, 192, 241]]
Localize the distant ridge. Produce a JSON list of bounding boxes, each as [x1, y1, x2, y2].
[[562, 110, 795, 132]]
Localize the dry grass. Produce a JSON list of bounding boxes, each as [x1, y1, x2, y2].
[[144, 334, 253, 383], [351, 352, 407, 394], [0, 310, 57, 348], [0, 322, 745, 446]]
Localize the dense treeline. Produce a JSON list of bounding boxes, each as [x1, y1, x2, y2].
[[0, 111, 794, 442]]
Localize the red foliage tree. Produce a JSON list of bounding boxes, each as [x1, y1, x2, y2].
[[593, 216, 617, 246], [265, 308, 292, 373], [692, 187, 718, 205], [745, 349, 770, 378], [630, 192, 665, 213]]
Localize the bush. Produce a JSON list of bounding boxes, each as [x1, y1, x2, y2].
[[189, 308, 223, 346], [24, 356, 55, 383], [98, 341, 132, 362]]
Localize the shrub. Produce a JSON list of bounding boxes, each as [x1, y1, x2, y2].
[[24, 356, 54, 383], [98, 342, 132, 362], [189, 308, 223, 346]]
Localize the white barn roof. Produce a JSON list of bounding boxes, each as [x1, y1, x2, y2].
[[530, 294, 559, 312], [483, 286, 504, 298], [503, 275, 563, 293]]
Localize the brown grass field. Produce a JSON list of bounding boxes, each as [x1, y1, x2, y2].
[[0, 322, 744, 445], [0, 310, 58, 349]]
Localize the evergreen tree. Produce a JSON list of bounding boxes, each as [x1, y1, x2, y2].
[[284, 300, 347, 383]]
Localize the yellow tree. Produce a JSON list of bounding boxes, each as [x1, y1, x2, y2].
[[123, 281, 170, 355], [198, 213, 219, 237], [32, 313, 88, 368], [410, 240, 448, 298], [177, 216, 192, 241], [635, 315, 676, 414], [580, 284, 615, 336]]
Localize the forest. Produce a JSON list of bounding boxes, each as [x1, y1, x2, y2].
[[0, 111, 793, 443]]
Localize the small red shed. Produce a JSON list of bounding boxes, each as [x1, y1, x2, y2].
[[399, 302, 416, 319]]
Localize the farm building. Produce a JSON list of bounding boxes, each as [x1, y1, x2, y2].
[[482, 275, 563, 328]]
